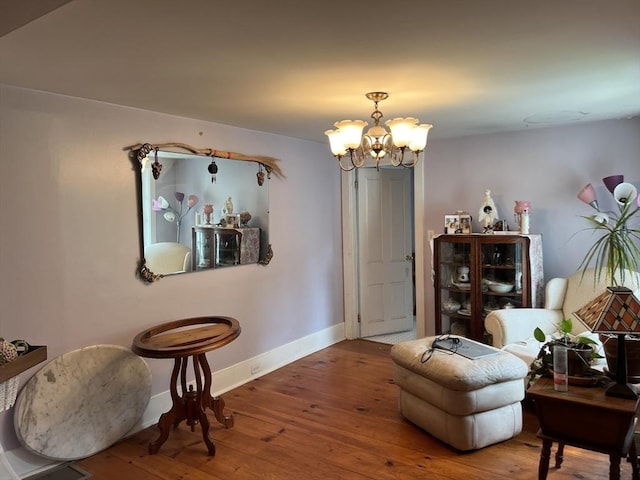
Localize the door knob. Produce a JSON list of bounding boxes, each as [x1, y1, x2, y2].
[[405, 255, 414, 262]]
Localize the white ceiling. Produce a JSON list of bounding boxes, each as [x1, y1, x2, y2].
[[1, 0, 639, 143]]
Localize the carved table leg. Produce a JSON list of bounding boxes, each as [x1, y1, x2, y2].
[[538, 438, 552, 480], [629, 436, 639, 480], [212, 396, 234, 428], [149, 354, 234, 456], [198, 354, 234, 428], [555, 443, 564, 468], [609, 454, 621, 480], [187, 353, 221, 456], [150, 358, 187, 454], [197, 397, 216, 456]]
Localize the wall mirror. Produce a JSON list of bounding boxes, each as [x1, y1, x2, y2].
[[128, 142, 283, 282]]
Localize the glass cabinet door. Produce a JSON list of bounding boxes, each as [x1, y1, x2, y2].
[[481, 240, 524, 314], [192, 227, 242, 269], [192, 226, 215, 270], [436, 237, 473, 338], [214, 229, 241, 267]]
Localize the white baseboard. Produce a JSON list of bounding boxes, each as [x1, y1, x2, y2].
[[2, 323, 345, 479]]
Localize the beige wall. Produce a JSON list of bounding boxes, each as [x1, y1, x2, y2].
[[0, 85, 345, 448], [421, 118, 640, 333]]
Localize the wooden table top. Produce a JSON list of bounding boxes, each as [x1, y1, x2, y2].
[[132, 316, 241, 359], [528, 376, 639, 413]]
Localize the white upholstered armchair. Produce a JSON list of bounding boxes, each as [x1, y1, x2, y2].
[[485, 268, 640, 366]]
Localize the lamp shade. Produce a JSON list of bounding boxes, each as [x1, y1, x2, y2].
[[334, 120, 367, 149], [603, 175, 624, 194], [385, 117, 418, 148], [613, 182, 638, 206], [574, 286, 640, 334], [577, 183, 599, 211], [409, 124, 432, 152], [325, 129, 347, 156]]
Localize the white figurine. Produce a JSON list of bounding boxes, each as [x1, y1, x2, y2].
[[225, 196, 234, 214], [479, 189, 498, 230]]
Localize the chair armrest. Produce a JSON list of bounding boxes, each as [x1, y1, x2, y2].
[[485, 309, 563, 348]]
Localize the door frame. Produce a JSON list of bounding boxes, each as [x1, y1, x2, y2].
[[342, 160, 427, 340]]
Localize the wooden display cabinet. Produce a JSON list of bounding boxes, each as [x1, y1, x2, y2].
[[192, 226, 261, 270], [433, 234, 543, 343]]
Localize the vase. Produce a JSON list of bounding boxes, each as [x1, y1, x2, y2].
[[566, 346, 594, 377], [203, 204, 213, 225]]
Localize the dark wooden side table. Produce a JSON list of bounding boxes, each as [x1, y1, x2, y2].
[[132, 316, 241, 455], [528, 376, 639, 480]]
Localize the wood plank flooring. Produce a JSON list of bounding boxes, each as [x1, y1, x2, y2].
[[77, 339, 622, 479]]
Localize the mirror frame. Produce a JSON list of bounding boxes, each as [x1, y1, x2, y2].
[[127, 142, 283, 282]]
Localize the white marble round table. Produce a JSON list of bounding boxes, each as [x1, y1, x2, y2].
[[14, 345, 151, 460]]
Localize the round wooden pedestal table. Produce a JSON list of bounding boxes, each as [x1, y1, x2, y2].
[[132, 316, 241, 456]]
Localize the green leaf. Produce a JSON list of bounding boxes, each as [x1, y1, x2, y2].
[[533, 327, 546, 342], [577, 336, 597, 345], [560, 318, 573, 335]]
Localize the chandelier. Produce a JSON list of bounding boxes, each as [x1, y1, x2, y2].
[[324, 92, 433, 171]]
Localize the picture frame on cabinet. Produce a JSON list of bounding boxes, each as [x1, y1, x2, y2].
[[444, 212, 472, 234], [224, 214, 240, 228]]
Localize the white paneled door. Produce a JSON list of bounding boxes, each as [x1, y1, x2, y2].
[[357, 167, 414, 337]]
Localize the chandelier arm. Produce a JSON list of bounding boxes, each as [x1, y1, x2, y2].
[[401, 151, 420, 168], [337, 155, 357, 172], [351, 148, 367, 169], [388, 147, 407, 167]]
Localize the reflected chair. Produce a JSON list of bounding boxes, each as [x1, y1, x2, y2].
[[144, 242, 192, 275]]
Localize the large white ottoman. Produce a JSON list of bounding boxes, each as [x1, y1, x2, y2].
[[390, 335, 528, 451]]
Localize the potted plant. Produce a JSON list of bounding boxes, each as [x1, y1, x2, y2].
[[576, 183, 639, 287], [529, 319, 602, 380], [576, 178, 640, 381]]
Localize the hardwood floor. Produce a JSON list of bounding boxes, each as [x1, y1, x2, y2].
[[77, 339, 620, 479]]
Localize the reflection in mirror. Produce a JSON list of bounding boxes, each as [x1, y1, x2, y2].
[[128, 143, 283, 282]]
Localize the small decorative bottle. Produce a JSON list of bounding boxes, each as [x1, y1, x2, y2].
[[520, 209, 530, 234]]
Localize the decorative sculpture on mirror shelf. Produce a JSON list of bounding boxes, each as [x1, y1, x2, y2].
[[126, 142, 284, 282]]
